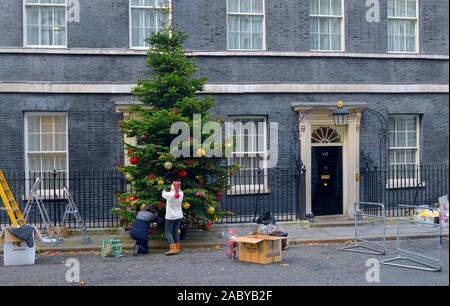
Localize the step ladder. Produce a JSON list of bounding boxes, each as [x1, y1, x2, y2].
[[0, 170, 26, 227], [23, 177, 54, 237], [59, 187, 91, 244]]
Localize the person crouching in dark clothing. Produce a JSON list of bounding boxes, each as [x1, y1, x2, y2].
[[130, 205, 157, 256]]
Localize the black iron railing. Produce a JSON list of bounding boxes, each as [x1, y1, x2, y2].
[[1, 171, 124, 228], [1, 169, 304, 228], [360, 163, 449, 217]]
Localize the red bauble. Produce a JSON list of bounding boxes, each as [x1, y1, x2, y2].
[[140, 134, 147, 141], [177, 170, 188, 178], [130, 156, 139, 165], [127, 148, 133, 155], [147, 173, 156, 180], [195, 192, 203, 198], [187, 160, 194, 167], [174, 193, 181, 199], [128, 196, 138, 202], [157, 201, 165, 209], [215, 191, 223, 200]]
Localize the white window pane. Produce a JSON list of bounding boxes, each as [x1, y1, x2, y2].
[[240, 16, 251, 32], [407, 132, 417, 147], [42, 134, 54, 151], [53, 116, 66, 133], [41, 116, 53, 133], [406, 0, 416, 17], [387, 0, 394, 17], [132, 9, 143, 27], [310, 18, 319, 33], [228, 0, 239, 13], [330, 34, 341, 50], [389, 151, 395, 164], [28, 116, 40, 133], [310, 0, 319, 14], [28, 134, 40, 151], [397, 132, 407, 147], [40, 8, 53, 26], [405, 150, 416, 163], [42, 155, 54, 171], [240, 0, 252, 13], [144, 10, 156, 28], [388, 35, 394, 51], [54, 134, 67, 151], [319, 18, 329, 34], [406, 117, 416, 131], [27, 26, 40, 45], [54, 27, 65, 45], [320, 0, 330, 15], [331, 0, 342, 15], [389, 132, 396, 147], [405, 20, 415, 35], [54, 7, 65, 25], [29, 155, 41, 172], [228, 32, 238, 49], [397, 0, 407, 17], [157, 11, 167, 29], [320, 34, 330, 50], [228, 15, 239, 31], [131, 0, 142, 7], [252, 33, 263, 49], [55, 155, 67, 170], [27, 0, 39, 3], [398, 118, 407, 131], [252, 16, 263, 33], [41, 26, 53, 45], [329, 18, 340, 34], [132, 28, 144, 47], [240, 33, 251, 49], [252, 0, 264, 13], [27, 7, 39, 25]]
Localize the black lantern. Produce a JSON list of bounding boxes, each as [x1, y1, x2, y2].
[[333, 100, 350, 126]]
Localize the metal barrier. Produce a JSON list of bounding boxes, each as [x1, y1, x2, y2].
[[341, 202, 387, 255], [381, 204, 443, 272]]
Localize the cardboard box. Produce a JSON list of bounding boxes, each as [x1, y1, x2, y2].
[[1, 227, 40, 266], [234, 235, 284, 265]]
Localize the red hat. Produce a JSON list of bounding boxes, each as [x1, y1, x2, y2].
[[173, 181, 181, 199]]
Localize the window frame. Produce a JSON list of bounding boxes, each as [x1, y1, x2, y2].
[[23, 0, 68, 49], [387, 0, 420, 54], [129, 0, 171, 50], [24, 112, 69, 198], [226, 0, 267, 51], [227, 115, 269, 195], [387, 114, 422, 188], [309, 0, 346, 52]]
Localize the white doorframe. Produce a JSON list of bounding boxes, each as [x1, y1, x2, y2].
[[294, 105, 363, 217]]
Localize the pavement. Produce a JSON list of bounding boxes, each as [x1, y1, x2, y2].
[[0, 239, 448, 286], [1, 220, 447, 253]]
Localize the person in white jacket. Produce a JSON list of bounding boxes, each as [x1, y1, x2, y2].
[[162, 181, 184, 255]]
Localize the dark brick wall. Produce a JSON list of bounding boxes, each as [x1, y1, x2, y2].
[[0, 0, 448, 54], [0, 94, 124, 173]]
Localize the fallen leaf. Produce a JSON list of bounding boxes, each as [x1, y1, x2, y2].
[[79, 281, 86, 286], [280, 264, 289, 267], [214, 244, 221, 250]]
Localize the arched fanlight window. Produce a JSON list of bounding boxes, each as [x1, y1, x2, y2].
[[311, 127, 342, 144]]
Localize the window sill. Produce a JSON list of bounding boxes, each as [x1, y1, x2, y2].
[[22, 190, 69, 201], [227, 186, 271, 196], [24, 45, 67, 49]]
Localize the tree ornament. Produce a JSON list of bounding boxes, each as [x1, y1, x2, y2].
[[196, 147, 206, 157], [125, 173, 133, 182], [195, 175, 204, 182], [182, 202, 191, 210], [195, 192, 204, 198], [130, 156, 139, 165], [164, 161, 173, 170], [157, 179, 165, 185], [140, 204, 146, 211], [157, 201, 165, 209], [140, 134, 148, 141], [171, 108, 180, 115], [177, 169, 188, 178], [127, 148, 133, 155], [206, 206, 215, 215], [187, 160, 194, 167], [147, 173, 156, 180], [213, 216, 219, 223], [128, 195, 138, 202], [215, 191, 223, 200]]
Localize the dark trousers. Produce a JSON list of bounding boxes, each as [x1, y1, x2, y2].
[[135, 239, 149, 254], [165, 218, 182, 244]]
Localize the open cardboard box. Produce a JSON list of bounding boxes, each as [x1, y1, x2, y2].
[[234, 234, 284, 265], [0, 226, 43, 244], [0, 226, 43, 266]]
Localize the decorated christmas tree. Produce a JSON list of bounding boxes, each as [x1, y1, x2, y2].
[[115, 23, 237, 233]]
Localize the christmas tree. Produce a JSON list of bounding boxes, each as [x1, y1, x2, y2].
[[115, 22, 237, 233]]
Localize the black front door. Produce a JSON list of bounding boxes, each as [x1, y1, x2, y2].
[[311, 146, 343, 216]]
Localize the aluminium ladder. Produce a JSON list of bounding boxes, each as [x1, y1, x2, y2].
[[58, 187, 91, 244]]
